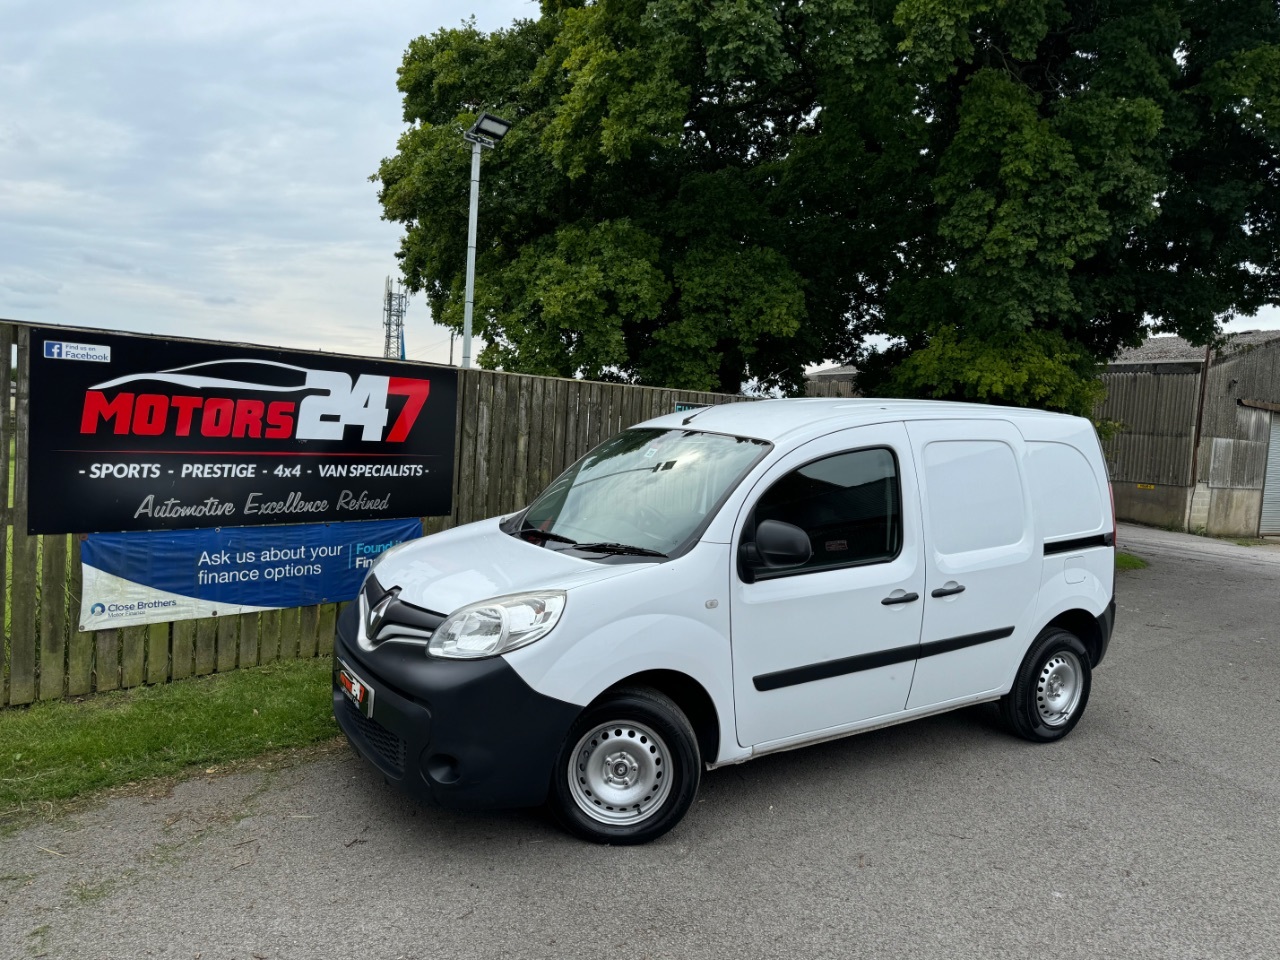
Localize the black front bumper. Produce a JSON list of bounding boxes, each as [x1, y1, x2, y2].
[[332, 603, 582, 810]]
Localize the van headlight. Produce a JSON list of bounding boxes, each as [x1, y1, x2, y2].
[[428, 592, 566, 660]]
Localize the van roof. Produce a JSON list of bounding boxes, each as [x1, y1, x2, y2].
[[638, 398, 1076, 444]]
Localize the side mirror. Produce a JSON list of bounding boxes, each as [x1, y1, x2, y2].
[[741, 519, 812, 575]]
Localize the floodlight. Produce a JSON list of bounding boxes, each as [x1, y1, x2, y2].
[[473, 112, 512, 142], [465, 112, 512, 148]]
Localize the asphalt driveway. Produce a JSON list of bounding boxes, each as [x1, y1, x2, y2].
[[2, 523, 1278, 960]]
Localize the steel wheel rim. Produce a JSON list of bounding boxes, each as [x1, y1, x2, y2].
[[567, 720, 673, 826], [1036, 650, 1084, 727]]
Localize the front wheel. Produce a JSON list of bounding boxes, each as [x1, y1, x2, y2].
[[549, 687, 701, 845], [1000, 627, 1092, 742]]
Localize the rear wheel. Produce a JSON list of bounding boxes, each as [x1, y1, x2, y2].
[[1000, 628, 1092, 742], [549, 687, 700, 845]]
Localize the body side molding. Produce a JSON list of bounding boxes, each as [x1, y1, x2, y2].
[[753, 627, 1015, 692]]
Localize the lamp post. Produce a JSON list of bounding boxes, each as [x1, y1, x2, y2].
[[461, 111, 512, 369]]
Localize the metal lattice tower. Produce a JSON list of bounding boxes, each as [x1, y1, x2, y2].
[[382, 276, 407, 359]]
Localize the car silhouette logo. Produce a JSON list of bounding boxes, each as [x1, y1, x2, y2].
[[90, 358, 312, 393]]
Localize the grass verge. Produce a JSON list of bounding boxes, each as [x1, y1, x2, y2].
[[1, 657, 336, 818], [1116, 551, 1148, 571]]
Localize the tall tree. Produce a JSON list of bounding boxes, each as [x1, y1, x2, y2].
[[375, 0, 1279, 411]]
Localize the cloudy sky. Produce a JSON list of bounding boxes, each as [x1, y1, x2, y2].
[[1, 0, 1275, 368], [0, 0, 532, 365]]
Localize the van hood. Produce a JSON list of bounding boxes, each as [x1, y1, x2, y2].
[[367, 517, 648, 614]]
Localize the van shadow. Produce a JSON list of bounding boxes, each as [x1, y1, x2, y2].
[[328, 702, 1013, 849], [704, 701, 1009, 788]]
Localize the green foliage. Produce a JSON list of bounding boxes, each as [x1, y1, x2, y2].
[[375, 0, 1280, 409], [490, 220, 670, 379], [891, 326, 1106, 412], [1093, 417, 1124, 443], [1115, 552, 1149, 571]]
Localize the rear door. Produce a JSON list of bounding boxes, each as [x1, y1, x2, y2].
[[730, 423, 925, 748], [904, 419, 1040, 709]]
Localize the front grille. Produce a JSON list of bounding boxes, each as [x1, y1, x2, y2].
[[360, 574, 447, 647], [343, 698, 406, 775]]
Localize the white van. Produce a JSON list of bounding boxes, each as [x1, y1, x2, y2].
[[334, 399, 1115, 844]]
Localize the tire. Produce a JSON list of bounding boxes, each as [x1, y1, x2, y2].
[[1000, 627, 1092, 743], [549, 686, 701, 845]]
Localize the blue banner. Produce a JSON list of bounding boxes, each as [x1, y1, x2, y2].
[[79, 518, 422, 629]]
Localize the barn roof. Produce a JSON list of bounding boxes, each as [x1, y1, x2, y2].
[[1111, 330, 1280, 365]]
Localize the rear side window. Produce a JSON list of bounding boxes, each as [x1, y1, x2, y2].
[[923, 440, 1025, 554], [1027, 442, 1104, 538], [753, 447, 901, 573]]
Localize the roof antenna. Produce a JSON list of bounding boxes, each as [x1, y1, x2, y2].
[[681, 405, 711, 426]]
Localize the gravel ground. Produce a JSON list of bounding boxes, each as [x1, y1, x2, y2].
[[1, 523, 1277, 960]]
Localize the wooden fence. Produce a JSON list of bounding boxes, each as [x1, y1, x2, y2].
[[0, 321, 743, 707], [804, 379, 858, 398]]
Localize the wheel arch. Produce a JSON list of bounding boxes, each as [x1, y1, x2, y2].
[[600, 670, 721, 766], [1044, 608, 1104, 666]]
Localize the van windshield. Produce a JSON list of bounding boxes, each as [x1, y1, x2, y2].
[[515, 428, 771, 558]]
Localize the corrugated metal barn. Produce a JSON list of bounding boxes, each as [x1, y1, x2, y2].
[[1097, 331, 1280, 536]]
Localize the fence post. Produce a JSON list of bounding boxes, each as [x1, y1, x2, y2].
[[9, 328, 37, 705], [67, 537, 96, 696], [0, 324, 13, 705]]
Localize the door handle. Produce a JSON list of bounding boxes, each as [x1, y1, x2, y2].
[[931, 583, 966, 598], [881, 591, 920, 605]]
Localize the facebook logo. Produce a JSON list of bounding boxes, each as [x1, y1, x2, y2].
[[42, 340, 110, 362]]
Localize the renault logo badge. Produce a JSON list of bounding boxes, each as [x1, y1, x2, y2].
[[365, 587, 399, 638]]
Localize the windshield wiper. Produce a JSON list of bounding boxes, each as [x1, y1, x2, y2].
[[571, 542, 668, 558], [518, 524, 578, 546]]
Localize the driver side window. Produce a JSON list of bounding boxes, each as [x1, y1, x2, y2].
[[753, 447, 902, 574]]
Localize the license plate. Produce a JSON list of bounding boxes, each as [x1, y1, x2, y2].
[[337, 660, 375, 719]]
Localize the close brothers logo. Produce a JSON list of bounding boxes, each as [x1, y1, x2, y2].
[[77, 359, 431, 443], [89, 599, 180, 620]]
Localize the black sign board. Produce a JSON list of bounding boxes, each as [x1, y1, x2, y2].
[[27, 328, 458, 534]]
